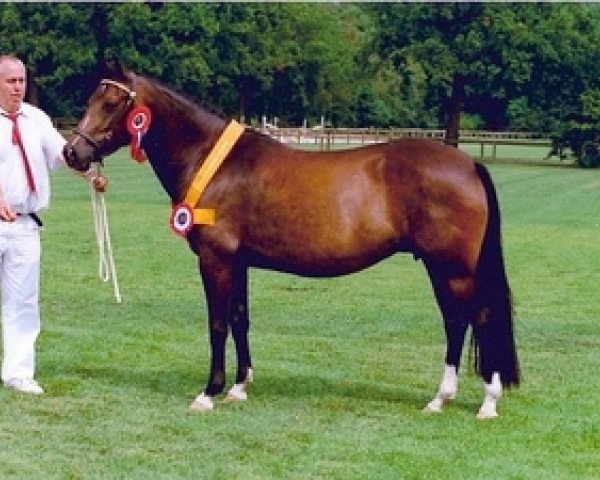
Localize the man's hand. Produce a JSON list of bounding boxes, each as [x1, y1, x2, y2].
[[0, 198, 17, 222], [91, 174, 108, 193], [84, 170, 108, 193]]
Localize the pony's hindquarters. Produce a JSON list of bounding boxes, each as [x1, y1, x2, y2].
[[420, 158, 519, 418]]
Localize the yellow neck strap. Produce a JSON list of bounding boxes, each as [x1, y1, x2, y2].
[[184, 120, 245, 211], [170, 120, 244, 235]]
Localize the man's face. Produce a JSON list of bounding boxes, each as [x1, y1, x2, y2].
[[0, 59, 26, 113]]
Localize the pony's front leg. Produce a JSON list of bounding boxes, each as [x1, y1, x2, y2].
[[190, 255, 233, 412], [224, 263, 254, 403]]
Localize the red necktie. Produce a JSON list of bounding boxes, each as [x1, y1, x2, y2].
[[7, 112, 36, 192]]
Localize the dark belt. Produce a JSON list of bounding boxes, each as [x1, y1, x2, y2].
[[14, 212, 44, 227], [29, 213, 43, 227]]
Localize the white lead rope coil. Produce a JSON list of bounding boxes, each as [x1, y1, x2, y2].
[[90, 181, 122, 303]]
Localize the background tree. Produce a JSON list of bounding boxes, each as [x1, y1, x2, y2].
[[0, 3, 96, 113], [367, 3, 537, 143], [367, 3, 600, 146], [209, 3, 367, 126], [367, 3, 485, 143]]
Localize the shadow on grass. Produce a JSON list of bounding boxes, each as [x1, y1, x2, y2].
[[254, 371, 482, 415], [63, 363, 481, 414]]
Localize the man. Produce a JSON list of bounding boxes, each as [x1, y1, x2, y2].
[[0, 54, 105, 394]]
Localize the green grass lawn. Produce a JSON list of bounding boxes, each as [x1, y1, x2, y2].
[[1, 150, 598, 479], [459, 142, 560, 163]]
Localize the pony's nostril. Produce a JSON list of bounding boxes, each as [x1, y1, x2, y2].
[[63, 146, 80, 168], [63, 147, 72, 163]]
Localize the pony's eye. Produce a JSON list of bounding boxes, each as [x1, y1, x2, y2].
[[102, 102, 118, 114]]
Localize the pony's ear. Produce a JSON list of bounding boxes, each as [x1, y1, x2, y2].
[[115, 62, 131, 78], [100, 61, 130, 80]]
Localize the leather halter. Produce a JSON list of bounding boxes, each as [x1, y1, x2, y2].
[[100, 79, 137, 101], [71, 79, 137, 153], [73, 127, 101, 150]]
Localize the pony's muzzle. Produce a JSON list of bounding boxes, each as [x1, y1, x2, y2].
[[63, 144, 92, 172]]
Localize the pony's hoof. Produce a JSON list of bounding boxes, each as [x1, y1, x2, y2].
[[189, 393, 214, 412], [223, 383, 248, 403], [424, 404, 442, 414], [424, 399, 444, 413], [223, 393, 246, 403], [476, 408, 498, 420], [423, 392, 454, 413]]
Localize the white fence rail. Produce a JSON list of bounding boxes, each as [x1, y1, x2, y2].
[[260, 127, 554, 161]]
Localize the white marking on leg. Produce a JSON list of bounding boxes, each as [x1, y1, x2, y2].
[[224, 383, 248, 402], [424, 364, 458, 413], [477, 371, 502, 419], [223, 368, 254, 403], [189, 392, 214, 412]]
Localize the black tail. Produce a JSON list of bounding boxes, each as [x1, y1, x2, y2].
[[472, 163, 520, 387]]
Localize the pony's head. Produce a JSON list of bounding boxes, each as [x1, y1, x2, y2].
[[63, 64, 138, 171]]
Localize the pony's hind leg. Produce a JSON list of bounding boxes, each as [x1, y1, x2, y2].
[[423, 261, 472, 414], [425, 266, 513, 419], [224, 263, 254, 403], [477, 372, 502, 419], [425, 364, 459, 413]]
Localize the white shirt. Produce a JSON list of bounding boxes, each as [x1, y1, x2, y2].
[[0, 102, 65, 213]]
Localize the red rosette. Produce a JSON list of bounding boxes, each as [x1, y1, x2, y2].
[[126, 105, 152, 162], [170, 203, 193, 237]]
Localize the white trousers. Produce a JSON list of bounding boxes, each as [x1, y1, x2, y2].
[[0, 216, 41, 382]]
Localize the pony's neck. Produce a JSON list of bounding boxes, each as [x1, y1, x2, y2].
[[138, 79, 227, 202]]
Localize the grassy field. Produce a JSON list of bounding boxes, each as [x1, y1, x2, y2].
[[1, 149, 599, 479], [459, 142, 562, 164]]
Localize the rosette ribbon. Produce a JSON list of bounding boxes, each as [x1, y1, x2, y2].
[[126, 105, 152, 162]]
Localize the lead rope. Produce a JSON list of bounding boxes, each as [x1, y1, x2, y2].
[[90, 166, 122, 303]]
